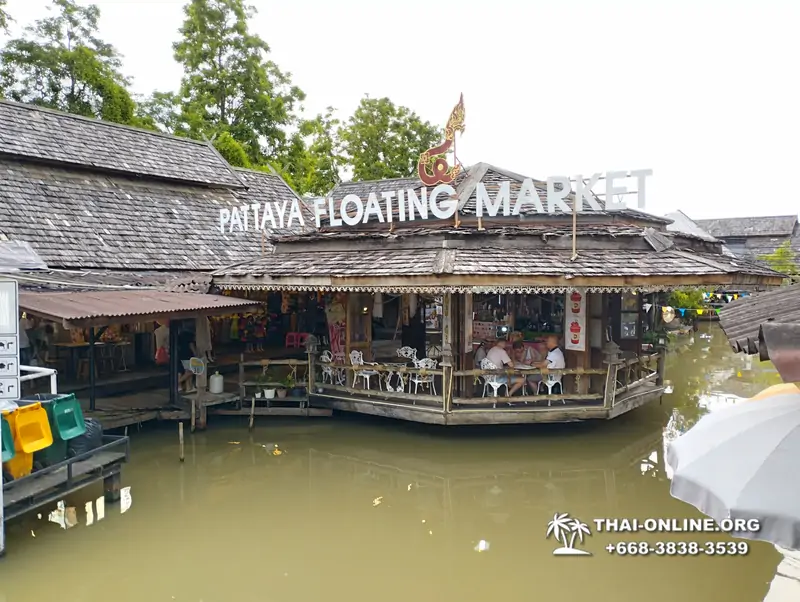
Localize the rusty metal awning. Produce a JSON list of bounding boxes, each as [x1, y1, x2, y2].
[[19, 290, 260, 328]]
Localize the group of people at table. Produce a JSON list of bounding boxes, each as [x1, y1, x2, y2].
[[475, 335, 566, 396]]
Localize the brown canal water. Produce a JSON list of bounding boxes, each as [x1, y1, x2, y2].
[[0, 324, 787, 601]]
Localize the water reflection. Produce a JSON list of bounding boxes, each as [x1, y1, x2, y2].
[[0, 324, 786, 602]]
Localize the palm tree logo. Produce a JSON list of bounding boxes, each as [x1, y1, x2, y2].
[[546, 513, 593, 556]]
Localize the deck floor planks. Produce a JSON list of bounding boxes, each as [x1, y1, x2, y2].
[[3, 451, 127, 507]]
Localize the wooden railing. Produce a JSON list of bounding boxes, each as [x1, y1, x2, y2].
[[450, 366, 607, 408], [299, 349, 665, 414], [611, 353, 660, 403], [317, 362, 447, 409]]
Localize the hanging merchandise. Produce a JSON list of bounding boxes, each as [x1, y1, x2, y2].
[[281, 292, 290, 314], [373, 292, 384, 319], [661, 306, 676, 323]]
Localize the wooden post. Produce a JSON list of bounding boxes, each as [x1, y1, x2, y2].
[[169, 322, 179, 407], [190, 400, 196, 433], [103, 472, 121, 503], [179, 422, 184, 462], [463, 293, 473, 399], [656, 346, 667, 386], [249, 393, 256, 430], [89, 327, 97, 411], [238, 353, 245, 410], [197, 404, 208, 430], [440, 293, 454, 413]]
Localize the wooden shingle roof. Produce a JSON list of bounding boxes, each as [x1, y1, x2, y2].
[[695, 215, 798, 238], [214, 243, 781, 292], [0, 100, 244, 189], [0, 158, 310, 271], [719, 284, 800, 353]]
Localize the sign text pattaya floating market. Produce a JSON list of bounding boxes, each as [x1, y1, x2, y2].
[[218, 170, 653, 233]]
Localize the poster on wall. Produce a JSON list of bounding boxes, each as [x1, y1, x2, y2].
[[565, 289, 587, 352]]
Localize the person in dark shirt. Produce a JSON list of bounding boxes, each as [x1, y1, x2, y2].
[[177, 328, 197, 393]]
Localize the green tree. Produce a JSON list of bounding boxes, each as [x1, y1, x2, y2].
[[338, 96, 442, 181], [667, 289, 705, 310], [758, 240, 799, 283], [172, 0, 304, 164], [0, 0, 146, 126], [136, 91, 180, 133], [213, 130, 250, 168], [280, 108, 342, 196], [0, 1, 11, 33]]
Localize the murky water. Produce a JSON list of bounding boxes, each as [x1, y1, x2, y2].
[[0, 324, 786, 601]]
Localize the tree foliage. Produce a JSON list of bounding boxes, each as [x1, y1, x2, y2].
[[0, 0, 146, 127], [172, 0, 304, 164], [0, 1, 11, 33], [758, 240, 799, 284], [339, 96, 442, 181], [667, 289, 705, 310]]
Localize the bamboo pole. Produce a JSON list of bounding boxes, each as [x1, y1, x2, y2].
[[179, 422, 185, 462], [249, 394, 256, 430]]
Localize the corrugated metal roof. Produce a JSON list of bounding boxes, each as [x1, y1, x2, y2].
[[19, 290, 258, 327], [718, 284, 800, 353]]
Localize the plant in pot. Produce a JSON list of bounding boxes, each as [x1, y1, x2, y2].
[[253, 372, 265, 398], [261, 370, 276, 399], [275, 372, 291, 399], [290, 372, 306, 398]]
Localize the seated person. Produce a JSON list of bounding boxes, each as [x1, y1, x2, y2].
[[534, 336, 566, 390], [512, 340, 541, 392], [485, 339, 525, 396]]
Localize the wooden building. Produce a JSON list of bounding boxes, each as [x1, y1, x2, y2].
[[0, 100, 313, 426], [212, 163, 782, 425], [694, 215, 800, 262]]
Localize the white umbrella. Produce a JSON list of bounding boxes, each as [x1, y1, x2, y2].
[[666, 386, 800, 551]]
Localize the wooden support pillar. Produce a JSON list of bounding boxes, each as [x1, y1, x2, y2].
[[463, 293, 473, 399], [441, 293, 454, 413], [88, 327, 97, 411], [169, 322, 179, 407], [656, 346, 667, 386], [104, 472, 121, 503]]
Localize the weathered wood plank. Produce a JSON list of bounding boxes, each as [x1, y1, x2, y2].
[[3, 451, 127, 507]]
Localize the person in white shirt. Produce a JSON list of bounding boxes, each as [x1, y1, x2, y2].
[[485, 339, 525, 396], [535, 335, 566, 376]]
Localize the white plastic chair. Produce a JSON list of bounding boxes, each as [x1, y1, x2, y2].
[[396, 346, 418, 364], [350, 350, 381, 390], [320, 350, 336, 384], [409, 357, 437, 397], [537, 371, 565, 405], [480, 358, 508, 399]]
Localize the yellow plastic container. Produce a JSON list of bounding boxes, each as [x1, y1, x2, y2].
[[1, 403, 53, 480]]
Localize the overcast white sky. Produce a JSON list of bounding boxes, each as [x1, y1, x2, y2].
[[4, 0, 799, 219]]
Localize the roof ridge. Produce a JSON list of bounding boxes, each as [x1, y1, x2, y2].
[[696, 214, 798, 221], [0, 99, 213, 148]]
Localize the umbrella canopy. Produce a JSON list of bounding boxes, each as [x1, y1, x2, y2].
[[667, 387, 800, 551]]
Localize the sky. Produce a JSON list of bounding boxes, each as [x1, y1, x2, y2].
[[4, 0, 799, 220]]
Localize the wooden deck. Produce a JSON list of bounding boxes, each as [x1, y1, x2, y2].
[[3, 436, 129, 523], [311, 381, 665, 425]]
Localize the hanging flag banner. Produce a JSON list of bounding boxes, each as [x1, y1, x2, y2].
[[565, 289, 587, 352]]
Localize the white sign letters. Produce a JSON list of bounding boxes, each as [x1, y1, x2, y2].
[[218, 170, 652, 233]]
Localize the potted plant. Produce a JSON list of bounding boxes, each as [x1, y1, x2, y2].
[[261, 370, 276, 399], [276, 373, 290, 399], [253, 373, 264, 398], [290, 373, 306, 398]]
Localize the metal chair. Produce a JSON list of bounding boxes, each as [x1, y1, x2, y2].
[[409, 357, 437, 397], [537, 372, 565, 405], [480, 358, 508, 403], [349, 350, 381, 390]]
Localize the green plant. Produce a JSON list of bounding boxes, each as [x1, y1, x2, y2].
[[282, 372, 295, 389], [759, 240, 799, 284], [667, 289, 705, 310]]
